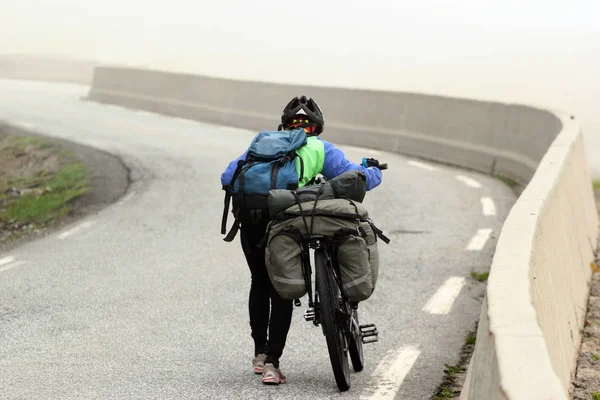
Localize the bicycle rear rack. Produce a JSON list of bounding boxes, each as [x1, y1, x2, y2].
[[359, 324, 379, 344]]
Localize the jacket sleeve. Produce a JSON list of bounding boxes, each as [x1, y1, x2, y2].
[[321, 140, 382, 191], [220, 151, 247, 186]]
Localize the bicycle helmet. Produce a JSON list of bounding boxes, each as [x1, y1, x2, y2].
[[280, 95, 324, 135]]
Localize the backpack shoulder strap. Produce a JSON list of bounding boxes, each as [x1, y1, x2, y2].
[[221, 158, 248, 236]]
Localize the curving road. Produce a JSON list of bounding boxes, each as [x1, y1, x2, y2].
[[0, 79, 516, 400]]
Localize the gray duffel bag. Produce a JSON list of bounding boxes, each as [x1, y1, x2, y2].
[[264, 198, 385, 302], [267, 170, 367, 219]]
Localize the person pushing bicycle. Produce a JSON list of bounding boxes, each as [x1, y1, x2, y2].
[[220, 95, 384, 385]]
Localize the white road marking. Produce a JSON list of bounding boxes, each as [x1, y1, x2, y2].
[[455, 175, 482, 188], [58, 221, 95, 239], [136, 110, 155, 117], [481, 197, 497, 216], [118, 191, 136, 206], [172, 117, 196, 125], [16, 122, 37, 130], [422, 276, 466, 314], [105, 104, 124, 111], [0, 256, 16, 266], [363, 346, 421, 400], [0, 261, 27, 273], [221, 126, 253, 134], [341, 145, 384, 156], [408, 160, 437, 171], [466, 228, 493, 251]]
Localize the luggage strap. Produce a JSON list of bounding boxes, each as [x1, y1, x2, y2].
[[367, 219, 391, 244]]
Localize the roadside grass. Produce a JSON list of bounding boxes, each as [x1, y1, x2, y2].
[[444, 363, 465, 376], [494, 174, 520, 188], [0, 134, 90, 238], [470, 271, 489, 282], [593, 179, 600, 191], [432, 325, 478, 400], [434, 388, 454, 399], [3, 164, 88, 223]]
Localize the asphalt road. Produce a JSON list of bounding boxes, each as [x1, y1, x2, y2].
[[0, 79, 516, 400]]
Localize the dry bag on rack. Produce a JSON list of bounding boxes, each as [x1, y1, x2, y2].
[[264, 198, 389, 301]]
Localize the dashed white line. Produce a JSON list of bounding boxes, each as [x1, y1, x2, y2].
[[466, 228, 493, 251], [221, 126, 252, 134], [363, 346, 421, 400], [422, 276, 466, 314], [0, 261, 27, 273], [455, 175, 482, 188], [58, 221, 95, 239], [172, 117, 196, 125], [342, 145, 384, 157], [481, 197, 497, 216], [408, 160, 437, 171], [136, 110, 155, 117], [0, 256, 16, 267], [16, 122, 37, 130], [118, 191, 136, 206]]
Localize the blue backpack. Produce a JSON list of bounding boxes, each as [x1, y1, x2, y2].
[[221, 129, 308, 242]]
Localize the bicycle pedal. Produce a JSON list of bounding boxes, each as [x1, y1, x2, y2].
[[294, 299, 302, 307], [304, 308, 315, 321], [359, 323, 379, 344]]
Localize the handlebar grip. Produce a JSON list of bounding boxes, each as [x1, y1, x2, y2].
[[361, 157, 388, 170]]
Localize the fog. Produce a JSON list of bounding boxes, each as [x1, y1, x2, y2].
[[2, 0, 600, 171]]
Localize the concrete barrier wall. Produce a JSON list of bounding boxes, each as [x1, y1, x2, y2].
[[461, 115, 598, 399], [0, 55, 97, 85], [86, 67, 597, 398], [88, 67, 563, 185]]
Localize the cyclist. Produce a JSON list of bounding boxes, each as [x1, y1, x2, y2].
[[220, 95, 384, 385]]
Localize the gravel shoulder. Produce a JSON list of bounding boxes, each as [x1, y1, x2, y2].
[[0, 121, 129, 253]]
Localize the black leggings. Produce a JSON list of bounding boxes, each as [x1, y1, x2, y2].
[[240, 223, 293, 369]]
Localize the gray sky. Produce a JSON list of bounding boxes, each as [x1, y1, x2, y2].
[[2, 0, 600, 154]]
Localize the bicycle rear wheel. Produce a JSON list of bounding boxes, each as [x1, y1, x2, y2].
[[348, 309, 364, 372], [315, 248, 350, 391]]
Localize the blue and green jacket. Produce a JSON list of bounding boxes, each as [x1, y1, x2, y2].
[[220, 135, 382, 190]]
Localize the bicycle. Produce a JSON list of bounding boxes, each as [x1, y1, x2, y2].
[[296, 159, 388, 391]]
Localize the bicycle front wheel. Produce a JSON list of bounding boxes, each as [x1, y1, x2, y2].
[[315, 248, 350, 391]]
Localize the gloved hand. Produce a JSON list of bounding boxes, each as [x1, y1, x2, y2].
[[361, 158, 387, 170]]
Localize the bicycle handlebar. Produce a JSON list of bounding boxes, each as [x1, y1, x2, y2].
[[361, 158, 388, 171]]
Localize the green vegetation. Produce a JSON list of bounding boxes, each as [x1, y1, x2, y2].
[[593, 179, 600, 191], [494, 174, 519, 188], [444, 363, 465, 376], [0, 133, 89, 239], [434, 388, 454, 399], [465, 335, 477, 345], [3, 164, 88, 223], [470, 271, 490, 282], [591, 391, 600, 400]]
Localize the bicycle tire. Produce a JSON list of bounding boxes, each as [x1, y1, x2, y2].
[[348, 309, 364, 372], [315, 248, 351, 391]]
